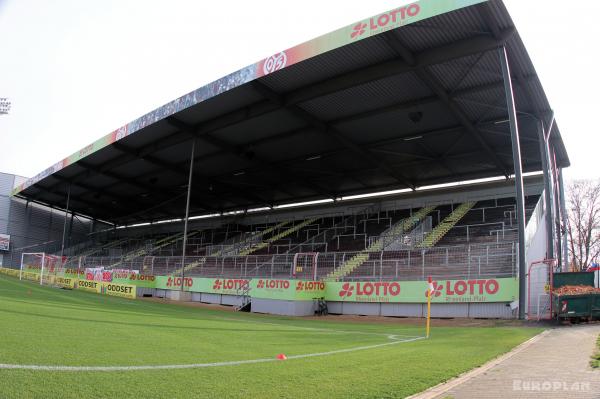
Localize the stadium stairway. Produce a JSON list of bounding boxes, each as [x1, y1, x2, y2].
[[220, 220, 291, 257], [113, 231, 200, 269], [176, 220, 292, 275], [325, 206, 435, 281], [417, 202, 475, 248], [238, 218, 318, 256], [64, 237, 136, 268]]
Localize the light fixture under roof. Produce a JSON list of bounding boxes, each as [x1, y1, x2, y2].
[[305, 155, 321, 161]]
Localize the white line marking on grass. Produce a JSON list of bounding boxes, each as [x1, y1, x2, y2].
[[0, 335, 424, 372], [0, 289, 424, 372], [213, 316, 421, 339]]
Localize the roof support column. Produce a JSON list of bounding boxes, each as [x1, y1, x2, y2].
[[499, 46, 527, 320], [180, 139, 196, 290], [558, 168, 569, 272], [551, 147, 562, 271], [537, 120, 555, 261], [67, 213, 75, 253], [60, 184, 71, 258]]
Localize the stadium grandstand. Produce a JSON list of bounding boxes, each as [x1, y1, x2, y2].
[[3, 0, 569, 319]]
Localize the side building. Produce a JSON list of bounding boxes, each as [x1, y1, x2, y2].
[[0, 171, 108, 267]]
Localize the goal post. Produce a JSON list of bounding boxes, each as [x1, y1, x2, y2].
[[292, 252, 319, 280], [20, 252, 45, 284], [20, 252, 65, 286]]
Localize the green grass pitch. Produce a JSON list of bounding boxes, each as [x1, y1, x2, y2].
[[0, 275, 541, 398]]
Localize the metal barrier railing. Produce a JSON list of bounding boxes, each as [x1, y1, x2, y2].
[[70, 241, 517, 282]]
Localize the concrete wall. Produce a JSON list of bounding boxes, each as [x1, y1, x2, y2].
[[142, 288, 515, 318], [154, 292, 515, 318], [251, 298, 315, 316], [328, 301, 514, 318], [152, 290, 245, 307]]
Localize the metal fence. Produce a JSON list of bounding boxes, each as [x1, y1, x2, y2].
[[67, 241, 516, 282]]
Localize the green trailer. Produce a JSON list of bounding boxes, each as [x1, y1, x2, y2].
[[552, 272, 600, 322]]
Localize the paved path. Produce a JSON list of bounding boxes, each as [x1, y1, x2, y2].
[[411, 324, 600, 399]]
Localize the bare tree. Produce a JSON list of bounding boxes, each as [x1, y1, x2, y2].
[[566, 179, 600, 271]]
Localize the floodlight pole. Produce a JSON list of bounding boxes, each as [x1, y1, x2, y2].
[[499, 46, 527, 320], [537, 120, 555, 261], [60, 184, 71, 258], [180, 139, 196, 291]]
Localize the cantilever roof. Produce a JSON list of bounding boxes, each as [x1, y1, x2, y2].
[[13, 0, 569, 224]]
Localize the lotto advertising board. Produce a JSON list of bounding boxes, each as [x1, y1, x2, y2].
[[250, 279, 325, 301], [326, 278, 518, 303], [2, 267, 517, 304], [154, 276, 250, 295]]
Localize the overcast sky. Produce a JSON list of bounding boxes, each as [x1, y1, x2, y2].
[[0, 0, 598, 184]]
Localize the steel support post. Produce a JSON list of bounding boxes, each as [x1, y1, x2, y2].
[[499, 46, 527, 319], [558, 168, 569, 271], [537, 120, 554, 259], [180, 139, 196, 290], [60, 184, 71, 257], [551, 148, 562, 270]]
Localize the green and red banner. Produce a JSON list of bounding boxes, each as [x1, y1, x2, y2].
[[111, 271, 157, 288], [326, 278, 517, 303], [250, 279, 325, 301], [12, 0, 487, 197], [2, 267, 517, 303], [153, 276, 516, 303], [154, 276, 250, 295]]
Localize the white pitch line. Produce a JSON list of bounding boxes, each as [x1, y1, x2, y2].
[[0, 302, 424, 372], [0, 335, 424, 372], [213, 315, 421, 339]]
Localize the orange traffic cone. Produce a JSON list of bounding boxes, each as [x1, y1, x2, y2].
[[276, 353, 287, 360]]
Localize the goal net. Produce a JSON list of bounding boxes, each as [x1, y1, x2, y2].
[[20, 252, 66, 286]]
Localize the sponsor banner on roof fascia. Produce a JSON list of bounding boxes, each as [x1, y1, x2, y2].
[[326, 278, 517, 303], [0, 233, 10, 251], [11, 0, 486, 197]]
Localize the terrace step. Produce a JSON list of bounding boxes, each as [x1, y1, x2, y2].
[[177, 219, 292, 274], [324, 206, 435, 281], [238, 218, 318, 256], [115, 230, 200, 269], [417, 202, 476, 249]]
